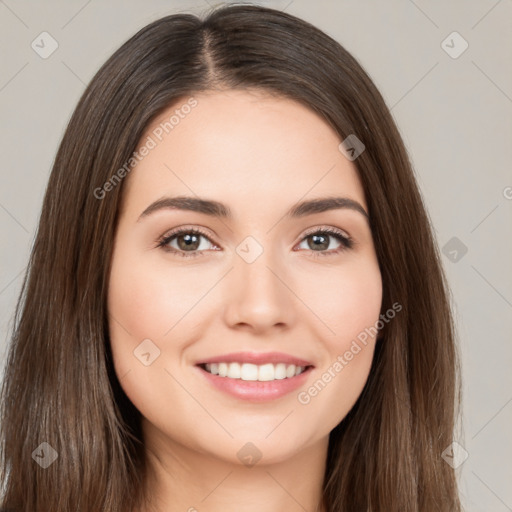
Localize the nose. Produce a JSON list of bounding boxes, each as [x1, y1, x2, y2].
[[222, 252, 297, 334]]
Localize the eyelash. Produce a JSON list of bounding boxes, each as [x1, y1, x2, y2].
[[156, 226, 354, 259]]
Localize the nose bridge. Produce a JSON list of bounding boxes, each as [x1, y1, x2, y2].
[[223, 241, 295, 331]]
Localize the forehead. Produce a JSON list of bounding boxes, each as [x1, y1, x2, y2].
[[121, 89, 367, 218]]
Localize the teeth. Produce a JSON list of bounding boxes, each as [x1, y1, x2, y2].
[[218, 362, 228, 377], [260, 363, 277, 381], [227, 362, 241, 379], [203, 362, 308, 381]]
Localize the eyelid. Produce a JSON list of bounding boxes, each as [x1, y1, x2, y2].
[[159, 224, 216, 242], [299, 224, 350, 240]]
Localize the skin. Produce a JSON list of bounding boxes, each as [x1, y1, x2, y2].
[[107, 88, 383, 512]]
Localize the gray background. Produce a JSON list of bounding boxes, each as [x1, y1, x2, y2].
[[0, 1, 511, 510]]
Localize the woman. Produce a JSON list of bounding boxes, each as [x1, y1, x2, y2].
[[0, 4, 463, 511]]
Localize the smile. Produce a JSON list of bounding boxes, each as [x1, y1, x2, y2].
[[196, 363, 314, 402], [201, 362, 309, 381]]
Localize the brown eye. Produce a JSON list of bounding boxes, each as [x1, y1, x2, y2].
[[297, 228, 353, 256], [157, 228, 216, 258], [175, 232, 201, 251]]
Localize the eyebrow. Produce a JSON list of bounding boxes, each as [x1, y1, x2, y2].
[[137, 195, 369, 223]]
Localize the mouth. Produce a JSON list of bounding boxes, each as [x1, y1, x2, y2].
[[194, 361, 315, 402], [197, 361, 314, 382]]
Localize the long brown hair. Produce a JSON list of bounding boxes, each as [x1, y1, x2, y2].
[[0, 4, 462, 511]]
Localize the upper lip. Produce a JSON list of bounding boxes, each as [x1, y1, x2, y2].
[[196, 351, 314, 367]]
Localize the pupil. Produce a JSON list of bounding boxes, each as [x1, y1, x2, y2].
[[179, 234, 199, 251], [310, 234, 328, 250]]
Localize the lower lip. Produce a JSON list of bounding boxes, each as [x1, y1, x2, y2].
[[195, 365, 314, 402]]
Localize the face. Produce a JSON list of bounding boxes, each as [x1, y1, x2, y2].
[[107, 88, 382, 466]]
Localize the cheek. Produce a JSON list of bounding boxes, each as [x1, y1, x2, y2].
[[106, 248, 199, 417], [298, 258, 383, 341], [293, 260, 382, 418], [107, 249, 208, 343], [106, 245, 221, 404], [329, 266, 382, 375], [106, 245, 176, 390]]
